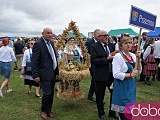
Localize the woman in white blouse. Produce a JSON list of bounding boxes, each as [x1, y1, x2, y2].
[[111, 37, 142, 120], [0, 38, 17, 98], [21, 39, 41, 98], [143, 38, 156, 85], [64, 37, 81, 64]]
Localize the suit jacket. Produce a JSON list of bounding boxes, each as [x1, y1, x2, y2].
[[90, 41, 115, 83], [32, 38, 59, 81], [86, 38, 96, 73], [86, 38, 96, 54]]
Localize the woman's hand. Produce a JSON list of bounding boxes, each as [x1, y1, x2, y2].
[[21, 68, 25, 74], [135, 51, 141, 59], [34, 77, 40, 83], [132, 70, 139, 77]]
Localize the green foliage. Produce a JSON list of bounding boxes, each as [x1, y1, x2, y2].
[[0, 71, 160, 120]]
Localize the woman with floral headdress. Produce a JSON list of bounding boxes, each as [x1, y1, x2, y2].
[[64, 37, 81, 63], [111, 36, 142, 120], [131, 36, 138, 54]]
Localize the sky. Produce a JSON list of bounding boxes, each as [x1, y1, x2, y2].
[[0, 0, 159, 37]]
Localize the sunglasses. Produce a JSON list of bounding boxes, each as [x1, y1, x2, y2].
[[100, 34, 109, 37]]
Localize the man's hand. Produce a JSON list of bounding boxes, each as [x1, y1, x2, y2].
[[107, 55, 114, 60]]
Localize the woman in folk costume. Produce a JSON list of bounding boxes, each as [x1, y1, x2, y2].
[[111, 36, 142, 120], [143, 38, 157, 85], [21, 39, 41, 98], [131, 36, 138, 54], [64, 37, 81, 63]]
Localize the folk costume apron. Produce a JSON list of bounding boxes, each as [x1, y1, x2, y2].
[[111, 52, 136, 113]]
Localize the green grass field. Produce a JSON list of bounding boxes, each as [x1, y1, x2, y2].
[[0, 70, 160, 120]]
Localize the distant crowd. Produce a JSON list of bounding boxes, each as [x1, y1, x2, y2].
[[0, 29, 160, 120]]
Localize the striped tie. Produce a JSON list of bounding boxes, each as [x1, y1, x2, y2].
[[47, 42, 57, 70]]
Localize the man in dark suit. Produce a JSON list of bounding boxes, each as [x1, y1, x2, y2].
[[139, 32, 148, 83], [86, 29, 100, 102], [32, 27, 59, 119], [90, 30, 117, 120]]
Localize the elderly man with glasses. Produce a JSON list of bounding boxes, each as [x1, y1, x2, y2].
[[90, 30, 118, 120]]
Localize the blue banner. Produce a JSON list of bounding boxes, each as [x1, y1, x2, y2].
[[129, 5, 157, 31]]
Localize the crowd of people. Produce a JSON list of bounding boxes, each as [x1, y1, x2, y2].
[[86, 31, 160, 120], [0, 27, 160, 120]]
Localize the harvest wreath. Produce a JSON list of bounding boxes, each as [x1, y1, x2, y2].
[[55, 21, 90, 100]]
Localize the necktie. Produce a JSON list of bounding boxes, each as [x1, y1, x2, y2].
[[104, 44, 111, 71], [104, 44, 109, 56], [47, 42, 57, 70]]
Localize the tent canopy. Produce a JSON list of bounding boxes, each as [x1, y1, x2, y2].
[[147, 27, 160, 38], [108, 28, 138, 36], [57, 32, 86, 39]]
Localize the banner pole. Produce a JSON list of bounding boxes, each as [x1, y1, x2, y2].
[[135, 28, 142, 70]]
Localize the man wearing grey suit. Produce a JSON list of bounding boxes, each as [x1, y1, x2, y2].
[[32, 27, 59, 119]]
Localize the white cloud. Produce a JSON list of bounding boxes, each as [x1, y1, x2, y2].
[[0, 0, 159, 37]]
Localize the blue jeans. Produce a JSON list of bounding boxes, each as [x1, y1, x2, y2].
[[0, 61, 12, 79]]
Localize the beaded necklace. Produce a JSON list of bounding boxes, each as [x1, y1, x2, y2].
[[122, 52, 134, 63]]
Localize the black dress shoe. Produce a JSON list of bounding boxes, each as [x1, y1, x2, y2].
[[138, 79, 143, 82], [88, 97, 96, 102], [99, 114, 107, 120], [144, 81, 151, 85], [108, 114, 119, 120], [14, 68, 18, 71]]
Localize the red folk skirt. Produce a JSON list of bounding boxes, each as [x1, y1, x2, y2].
[[143, 54, 157, 76]]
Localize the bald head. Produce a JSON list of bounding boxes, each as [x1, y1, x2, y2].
[[42, 27, 52, 33], [42, 27, 53, 41], [99, 30, 107, 36], [98, 30, 109, 44]]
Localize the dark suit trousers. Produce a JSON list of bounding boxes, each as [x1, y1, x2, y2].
[[140, 54, 146, 81], [40, 80, 55, 113], [88, 67, 96, 98], [95, 81, 108, 116]]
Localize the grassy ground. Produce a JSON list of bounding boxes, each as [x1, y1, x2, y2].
[[0, 70, 160, 120]]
